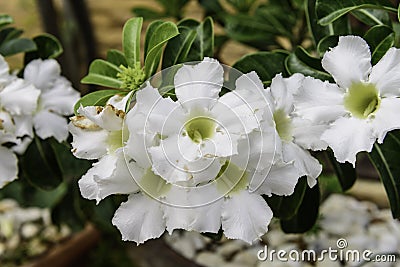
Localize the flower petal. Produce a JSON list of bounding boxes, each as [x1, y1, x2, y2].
[[94, 153, 140, 200], [112, 193, 165, 244], [322, 35, 371, 88], [164, 186, 223, 234], [33, 110, 69, 142], [0, 146, 18, 188], [68, 120, 108, 159], [221, 191, 272, 244], [0, 79, 40, 115], [292, 116, 328, 151], [321, 117, 376, 166], [24, 59, 61, 89], [13, 115, 33, 138], [40, 82, 80, 115], [371, 98, 400, 143], [0, 55, 11, 85], [149, 134, 202, 183], [282, 142, 322, 187], [127, 83, 184, 135], [0, 111, 17, 144], [270, 73, 304, 114], [174, 57, 223, 110], [294, 77, 346, 123], [77, 105, 124, 132], [107, 91, 133, 111], [369, 47, 400, 97], [252, 161, 299, 196]]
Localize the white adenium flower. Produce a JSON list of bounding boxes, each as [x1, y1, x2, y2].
[[294, 36, 400, 165], [126, 58, 266, 184], [265, 73, 325, 187], [69, 93, 138, 202], [0, 55, 40, 187], [23, 59, 80, 142], [109, 59, 304, 244]]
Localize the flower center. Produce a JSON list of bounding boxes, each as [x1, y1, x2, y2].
[[117, 62, 146, 91], [216, 161, 248, 196], [273, 109, 293, 142], [344, 82, 380, 119], [185, 116, 215, 143]]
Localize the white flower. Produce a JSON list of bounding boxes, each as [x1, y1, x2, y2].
[[266, 74, 324, 187], [294, 36, 400, 165], [24, 59, 80, 142], [70, 93, 137, 203], [126, 58, 266, 184]]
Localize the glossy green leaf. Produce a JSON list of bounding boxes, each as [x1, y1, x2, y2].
[[227, 0, 257, 13], [285, 46, 332, 81], [398, 3, 400, 22], [144, 20, 164, 58], [185, 17, 214, 61], [0, 27, 23, 43], [223, 14, 277, 50], [316, 0, 396, 26], [20, 137, 63, 190], [364, 25, 395, 64], [74, 89, 122, 114], [123, 17, 143, 67], [326, 149, 357, 192], [351, 9, 391, 26], [281, 181, 320, 233], [369, 131, 400, 218], [0, 14, 13, 28], [232, 51, 289, 84], [0, 38, 36, 56], [107, 49, 128, 67], [144, 21, 179, 77], [162, 26, 197, 69], [24, 34, 63, 63], [81, 59, 122, 88], [266, 177, 307, 220]]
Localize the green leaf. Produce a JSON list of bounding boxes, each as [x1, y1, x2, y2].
[[123, 17, 143, 67], [326, 149, 357, 192], [351, 9, 391, 26], [24, 34, 63, 63], [317, 35, 339, 56], [266, 177, 307, 220], [398, 3, 400, 22], [81, 59, 122, 88], [107, 49, 128, 67], [316, 0, 396, 26], [162, 26, 197, 69], [0, 27, 23, 43], [223, 14, 277, 50], [132, 7, 164, 20], [0, 38, 36, 56], [144, 20, 164, 58], [0, 14, 13, 28], [281, 182, 320, 233], [285, 46, 332, 81], [185, 17, 214, 61], [20, 137, 63, 190], [74, 89, 122, 114], [232, 51, 289, 84], [369, 131, 400, 219], [364, 25, 395, 64], [144, 21, 179, 77]]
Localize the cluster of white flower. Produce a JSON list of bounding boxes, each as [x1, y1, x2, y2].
[[0, 55, 80, 188], [69, 36, 400, 244]]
